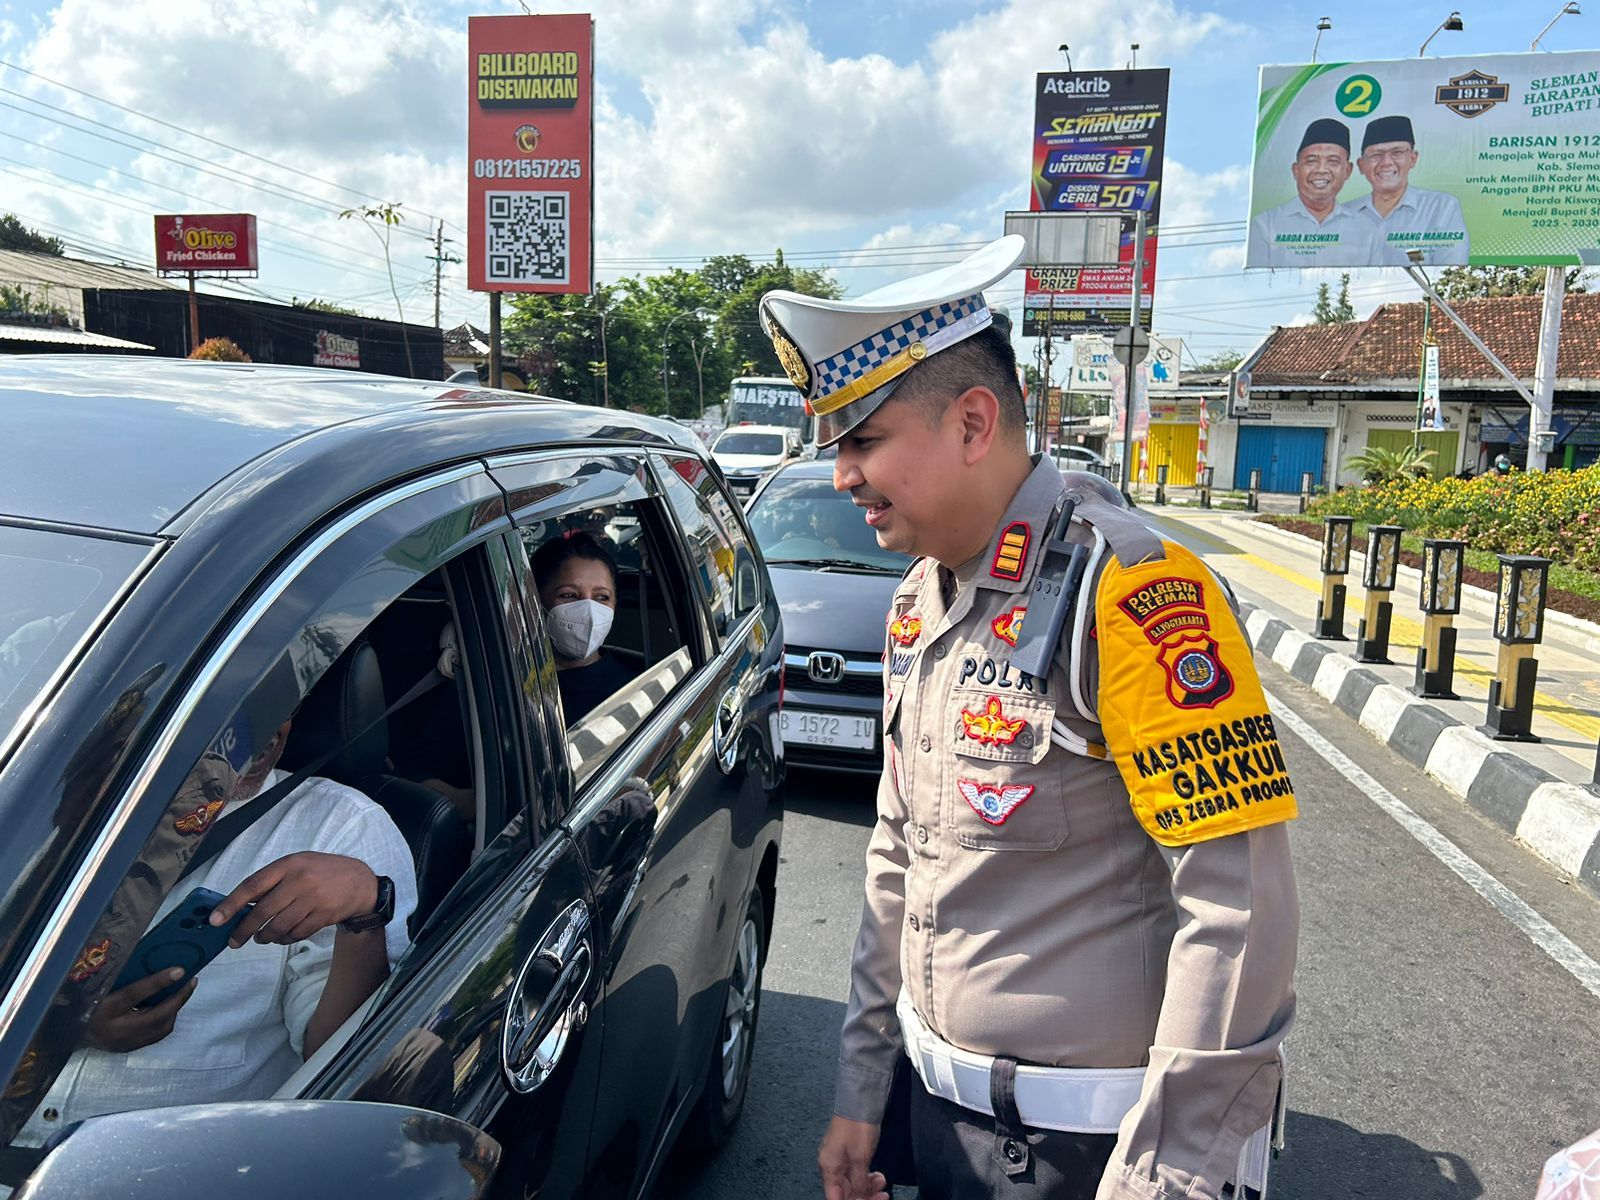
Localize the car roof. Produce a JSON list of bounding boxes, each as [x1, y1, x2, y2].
[[717, 424, 793, 436], [1, 355, 695, 536]]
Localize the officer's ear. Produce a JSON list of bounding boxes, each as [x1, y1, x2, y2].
[[952, 384, 1001, 465]]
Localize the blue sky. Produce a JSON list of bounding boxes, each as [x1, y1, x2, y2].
[[0, 0, 1593, 366]]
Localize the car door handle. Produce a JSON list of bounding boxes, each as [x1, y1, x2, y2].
[[502, 900, 593, 1094], [713, 686, 744, 775]]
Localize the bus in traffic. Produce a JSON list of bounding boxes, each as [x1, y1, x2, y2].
[[726, 376, 814, 445]]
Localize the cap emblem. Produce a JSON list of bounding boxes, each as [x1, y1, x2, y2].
[[769, 319, 812, 396]]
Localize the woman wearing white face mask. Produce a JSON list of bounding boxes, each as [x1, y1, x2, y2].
[[531, 530, 637, 723]]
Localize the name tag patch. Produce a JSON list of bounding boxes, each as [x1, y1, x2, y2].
[[890, 650, 916, 677], [957, 779, 1035, 826], [958, 655, 1046, 694]]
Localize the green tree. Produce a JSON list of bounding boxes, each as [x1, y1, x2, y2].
[[503, 252, 841, 417], [714, 250, 841, 383], [339, 202, 412, 375], [0, 283, 68, 318], [1191, 349, 1245, 373], [1434, 265, 1588, 300], [0, 213, 64, 255], [292, 296, 366, 317], [1313, 273, 1356, 324]]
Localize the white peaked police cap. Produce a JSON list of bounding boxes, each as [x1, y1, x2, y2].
[[758, 234, 1025, 446]]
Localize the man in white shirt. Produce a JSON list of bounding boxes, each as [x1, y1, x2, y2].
[[1349, 114, 1470, 265], [18, 716, 417, 1145], [1248, 118, 1383, 267]]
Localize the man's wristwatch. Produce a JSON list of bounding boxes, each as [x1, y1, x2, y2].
[[341, 875, 395, 933]]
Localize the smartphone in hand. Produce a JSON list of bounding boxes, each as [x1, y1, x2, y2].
[[112, 887, 253, 1007]]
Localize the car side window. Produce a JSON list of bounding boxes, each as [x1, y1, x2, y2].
[[493, 454, 702, 787], [654, 454, 762, 640], [509, 503, 697, 786], [0, 494, 512, 1156]]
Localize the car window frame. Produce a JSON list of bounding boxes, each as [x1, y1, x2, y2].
[[649, 451, 766, 652], [0, 464, 514, 1111]]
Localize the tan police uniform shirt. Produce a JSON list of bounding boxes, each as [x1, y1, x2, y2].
[[836, 458, 1299, 1200]]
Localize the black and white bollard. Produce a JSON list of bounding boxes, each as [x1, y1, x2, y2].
[[1481, 554, 1551, 742], [1413, 538, 1465, 700], [1314, 516, 1353, 641], [1355, 525, 1403, 664]]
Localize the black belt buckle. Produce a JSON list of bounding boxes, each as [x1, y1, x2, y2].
[[1011, 499, 1088, 681]]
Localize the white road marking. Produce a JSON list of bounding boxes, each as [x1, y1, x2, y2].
[[1265, 688, 1600, 1004]]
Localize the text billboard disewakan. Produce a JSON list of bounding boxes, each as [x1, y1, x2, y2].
[[1249, 50, 1600, 269], [1024, 69, 1169, 337], [153, 214, 258, 275], [467, 14, 594, 294]]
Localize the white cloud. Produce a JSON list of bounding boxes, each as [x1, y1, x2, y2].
[[3, 0, 1244, 325]]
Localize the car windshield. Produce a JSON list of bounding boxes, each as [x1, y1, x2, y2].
[[747, 476, 914, 573], [0, 525, 152, 759], [715, 432, 784, 456]]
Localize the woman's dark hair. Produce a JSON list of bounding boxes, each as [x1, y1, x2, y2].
[[530, 528, 619, 592]]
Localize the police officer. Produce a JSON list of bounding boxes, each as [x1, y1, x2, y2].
[[759, 237, 1299, 1200]]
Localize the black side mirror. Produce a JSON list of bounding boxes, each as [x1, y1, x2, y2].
[[13, 1100, 499, 1200]]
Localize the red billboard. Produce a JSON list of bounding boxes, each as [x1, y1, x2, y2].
[[153, 214, 258, 275], [467, 14, 594, 295]]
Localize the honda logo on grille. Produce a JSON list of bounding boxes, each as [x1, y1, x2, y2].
[[807, 651, 845, 684]]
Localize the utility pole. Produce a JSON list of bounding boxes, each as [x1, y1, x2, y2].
[[428, 221, 462, 330]]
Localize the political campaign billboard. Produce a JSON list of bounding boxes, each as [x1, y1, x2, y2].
[[1024, 69, 1169, 336], [468, 14, 594, 294], [1248, 50, 1600, 269]]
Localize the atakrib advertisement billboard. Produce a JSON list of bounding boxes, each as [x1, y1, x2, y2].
[[467, 14, 594, 294], [153, 214, 258, 275], [1024, 68, 1169, 337], [1248, 50, 1600, 269]]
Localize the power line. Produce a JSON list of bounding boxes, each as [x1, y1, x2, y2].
[[0, 59, 458, 237], [0, 88, 438, 250]]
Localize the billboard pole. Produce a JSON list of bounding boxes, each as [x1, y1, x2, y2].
[[1119, 209, 1146, 492], [187, 271, 199, 354], [489, 292, 503, 389], [1528, 268, 1561, 472]]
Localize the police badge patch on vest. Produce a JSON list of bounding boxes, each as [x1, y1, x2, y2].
[[1094, 541, 1298, 847]]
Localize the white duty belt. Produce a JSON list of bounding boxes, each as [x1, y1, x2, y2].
[[896, 991, 1283, 1194]]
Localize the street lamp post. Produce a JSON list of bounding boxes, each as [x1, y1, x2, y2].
[[1312, 16, 1332, 63], [661, 307, 711, 414], [1533, 2, 1582, 50], [1419, 10, 1464, 56]]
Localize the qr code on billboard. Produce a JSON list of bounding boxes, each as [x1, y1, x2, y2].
[[485, 191, 569, 285]]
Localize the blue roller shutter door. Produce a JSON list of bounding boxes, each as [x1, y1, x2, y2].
[[1234, 425, 1327, 493]]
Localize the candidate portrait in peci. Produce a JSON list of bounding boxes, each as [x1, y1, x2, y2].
[[1347, 114, 1470, 266], [1247, 117, 1382, 268]]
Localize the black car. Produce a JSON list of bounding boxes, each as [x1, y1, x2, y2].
[[745, 461, 912, 775], [0, 357, 783, 1200]]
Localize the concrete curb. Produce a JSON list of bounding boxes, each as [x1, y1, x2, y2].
[[1240, 601, 1600, 903], [1225, 514, 1600, 651]]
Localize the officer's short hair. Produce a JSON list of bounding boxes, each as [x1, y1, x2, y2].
[[893, 325, 1027, 437]]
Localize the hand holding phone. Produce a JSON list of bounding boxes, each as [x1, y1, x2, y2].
[[112, 886, 252, 1008], [86, 968, 199, 1053]]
